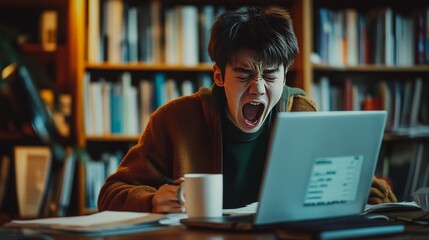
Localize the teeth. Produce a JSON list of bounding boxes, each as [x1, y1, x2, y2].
[[250, 102, 260, 105]]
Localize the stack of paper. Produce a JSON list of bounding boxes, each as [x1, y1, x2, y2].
[[4, 211, 166, 236]]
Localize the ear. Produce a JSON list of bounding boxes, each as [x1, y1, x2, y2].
[[283, 68, 288, 85], [213, 64, 224, 87]]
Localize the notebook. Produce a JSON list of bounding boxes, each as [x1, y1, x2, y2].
[[181, 111, 404, 236]]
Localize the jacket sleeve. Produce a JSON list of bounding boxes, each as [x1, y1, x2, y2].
[[97, 110, 172, 212]]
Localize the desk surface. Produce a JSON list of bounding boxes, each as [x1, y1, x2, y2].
[[15, 224, 429, 240]]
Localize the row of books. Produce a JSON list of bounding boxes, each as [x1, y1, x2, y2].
[[84, 151, 122, 209], [314, 7, 429, 66], [87, 0, 226, 65], [83, 71, 212, 136], [312, 77, 429, 136]]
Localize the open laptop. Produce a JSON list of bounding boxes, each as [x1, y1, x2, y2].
[[181, 111, 404, 235]]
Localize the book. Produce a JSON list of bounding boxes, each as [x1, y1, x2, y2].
[[127, 6, 139, 63], [110, 82, 123, 134], [139, 79, 154, 131], [105, 0, 123, 63], [180, 6, 199, 66], [363, 201, 421, 214], [87, 0, 101, 62], [51, 149, 76, 217], [4, 211, 166, 236], [83, 72, 94, 135]]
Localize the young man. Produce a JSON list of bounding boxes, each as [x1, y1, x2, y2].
[[98, 6, 396, 213]]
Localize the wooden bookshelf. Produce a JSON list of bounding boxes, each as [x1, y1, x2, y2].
[[0, 0, 76, 218]]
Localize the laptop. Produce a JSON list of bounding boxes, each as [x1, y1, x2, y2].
[[181, 111, 404, 236]]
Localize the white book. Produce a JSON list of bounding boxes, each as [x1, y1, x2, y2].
[[128, 86, 139, 135], [345, 9, 358, 66], [100, 80, 112, 135], [87, 0, 100, 62], [180, 6, 199, 66], [106, 0, 123, 63], [127, 7, 139, 63], [121, 72, 132, 135]]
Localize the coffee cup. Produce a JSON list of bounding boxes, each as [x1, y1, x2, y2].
[[178, 173, 223, 218]]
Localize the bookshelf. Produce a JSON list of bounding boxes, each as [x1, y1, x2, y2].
[[0, 0, 76, 220], [310, 0, 429, 201], [68, 0, 429, 214]]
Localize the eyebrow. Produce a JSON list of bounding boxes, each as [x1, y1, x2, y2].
[[232, 66, 279, 74], [232, 67, 254, 73]]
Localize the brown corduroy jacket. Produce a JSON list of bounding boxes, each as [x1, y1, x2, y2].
[[97, 85, 395, 212]]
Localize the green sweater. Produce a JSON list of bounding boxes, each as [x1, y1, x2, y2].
[[222, 111, 270, 208], [98, 85, 318, 212]]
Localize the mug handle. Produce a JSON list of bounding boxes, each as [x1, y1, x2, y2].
[[177, 185, 185, 205]]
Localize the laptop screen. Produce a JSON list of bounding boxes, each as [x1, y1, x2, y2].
[[255, 111, 386, 225]]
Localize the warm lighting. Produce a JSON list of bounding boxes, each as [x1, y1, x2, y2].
[[1, 63, 17, 80]]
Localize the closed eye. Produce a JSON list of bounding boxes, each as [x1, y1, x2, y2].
[[263, 76, 277, 82]]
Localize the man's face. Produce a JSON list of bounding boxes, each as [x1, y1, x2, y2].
[[214, 50, 286, 133]]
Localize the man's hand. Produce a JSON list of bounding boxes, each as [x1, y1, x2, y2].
[[368, 176, 397, 204], [152, 178, 184, 213]]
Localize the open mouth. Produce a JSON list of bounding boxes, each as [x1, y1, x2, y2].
[[242, 102, 264, 125]]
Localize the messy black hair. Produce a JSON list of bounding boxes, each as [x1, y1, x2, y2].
[[208, 6, 299, 75]]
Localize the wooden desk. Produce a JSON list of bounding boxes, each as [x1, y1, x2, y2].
[[17, 224, 429, 240]]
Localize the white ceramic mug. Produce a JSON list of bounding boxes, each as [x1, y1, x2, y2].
[[178, 173, 223, 218]]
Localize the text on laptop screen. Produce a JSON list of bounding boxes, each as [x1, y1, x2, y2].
[[304, 155, 363, 206]]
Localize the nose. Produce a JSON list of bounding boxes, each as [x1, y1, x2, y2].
[[249, 78, 265, 96]]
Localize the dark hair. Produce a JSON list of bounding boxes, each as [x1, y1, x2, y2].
[[208, 6, 299, 74]]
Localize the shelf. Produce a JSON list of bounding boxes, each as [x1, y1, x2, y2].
[[85, 63, 214, 72], [85, 135, 139, 142], [312, 63, 429, 73], [20, 43, 63, 54], [383, 133, 429, 142]]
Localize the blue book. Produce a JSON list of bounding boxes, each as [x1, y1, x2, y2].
[[110, 83, 123, 134], [154, 73, 167, 108]]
